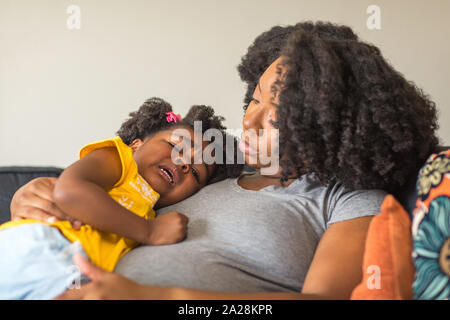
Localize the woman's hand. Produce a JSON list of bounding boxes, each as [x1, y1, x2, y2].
[[55, 254, 174, 300], [10, 177, 82, 229], [56, 255, 309, 300]]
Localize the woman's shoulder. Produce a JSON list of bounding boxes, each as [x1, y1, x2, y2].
[[284, 172, 386, 227], [324, 177, 387, 228]]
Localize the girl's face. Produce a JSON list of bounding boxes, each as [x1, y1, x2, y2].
[[130, 126, 215, 208], [240, 57, 283, 172]]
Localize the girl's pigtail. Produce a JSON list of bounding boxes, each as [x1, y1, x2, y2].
[[117, 97, 174, 145]]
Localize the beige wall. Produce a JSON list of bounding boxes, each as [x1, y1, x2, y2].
[[1, 0, 449, 167]]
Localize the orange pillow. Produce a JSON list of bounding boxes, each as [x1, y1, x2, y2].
[[351, 194, 415, 300]]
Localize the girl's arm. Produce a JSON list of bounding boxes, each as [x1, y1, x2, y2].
[[53, 147, 186, 245], [53, 147, 150, 243]]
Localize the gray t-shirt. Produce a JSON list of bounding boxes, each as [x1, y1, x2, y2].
[[115, 173, 386, 293]]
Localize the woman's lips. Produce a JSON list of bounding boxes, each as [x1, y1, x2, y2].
[[239, 139, 258, 155]]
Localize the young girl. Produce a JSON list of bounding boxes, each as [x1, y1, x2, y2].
[[0, 97, 243, 300]]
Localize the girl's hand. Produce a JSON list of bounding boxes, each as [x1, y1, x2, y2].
[[54, 254, 174, 300], [10, 177, 83, 229], [145, 211, 189, 246]]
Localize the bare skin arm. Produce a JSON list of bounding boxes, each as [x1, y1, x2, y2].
[[52, 147, 148, 243], [9, 176, 188, 243], [301, 215, 372, 299], [10, 177, 80, 226], [174, 216, 372, 299], [53, 147, 187, 245], [12, 167, 371, 299], [56, 216, 372, 300]]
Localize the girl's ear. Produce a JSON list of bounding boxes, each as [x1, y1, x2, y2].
[[129, 139, 144, 153]]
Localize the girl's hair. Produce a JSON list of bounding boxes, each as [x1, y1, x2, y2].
[[238, 21, 440, 194], [117, 97, 244, 184]]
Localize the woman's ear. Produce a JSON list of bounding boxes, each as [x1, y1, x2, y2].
[[129, 139, 144, 153]]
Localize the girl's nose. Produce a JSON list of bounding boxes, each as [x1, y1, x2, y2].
[[174, 157, 191, 174], [179, 163, 191, 174]]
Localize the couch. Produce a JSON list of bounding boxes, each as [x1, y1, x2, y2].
[[0, 164, 417, 224], [0, 157, 438, 224], [3, 146, 450, 222], [0, 147, 448, 300]]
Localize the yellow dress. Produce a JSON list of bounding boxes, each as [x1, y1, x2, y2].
[[0, 136, 160, 272]]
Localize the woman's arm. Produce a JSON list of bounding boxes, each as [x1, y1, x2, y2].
[[300, 215, 372, 299], [10, 177, 80, 226], [57, 216, 372, 300], [55, 254, 321, 300], [175, 216, 371, 299]]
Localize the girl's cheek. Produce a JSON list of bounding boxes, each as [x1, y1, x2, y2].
[[184, 180, 198, 197]]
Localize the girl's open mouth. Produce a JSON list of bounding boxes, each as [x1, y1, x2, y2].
[[158, 165, 179, 186]]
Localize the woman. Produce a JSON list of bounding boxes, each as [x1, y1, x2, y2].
[[10, 22, 439, 299]]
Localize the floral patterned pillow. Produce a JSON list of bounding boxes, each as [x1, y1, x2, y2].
[[412, 149, 450, 299]]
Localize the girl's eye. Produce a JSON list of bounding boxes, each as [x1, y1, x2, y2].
[[167, 141, 181, 153], [168, 141, 200, 184], [191, 167, 200, 184]]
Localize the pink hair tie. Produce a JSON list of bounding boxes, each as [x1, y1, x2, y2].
[[166, 112, 182, 123]]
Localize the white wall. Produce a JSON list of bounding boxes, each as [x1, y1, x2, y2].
[[1, 0, 449, 167]]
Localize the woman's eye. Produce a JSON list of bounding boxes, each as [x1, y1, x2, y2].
[[252, 98, 260, 105], [191, 167, 200, 184]]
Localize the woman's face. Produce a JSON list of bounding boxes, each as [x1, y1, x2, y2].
[[240, 57, 284, 172]]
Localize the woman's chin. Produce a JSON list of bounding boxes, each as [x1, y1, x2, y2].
[[243, 154, 261, 169], [244, 162, 260, 169], [243, 154, 277, 170]]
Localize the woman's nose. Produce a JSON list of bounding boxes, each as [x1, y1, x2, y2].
[[243, 105, 265, 132]]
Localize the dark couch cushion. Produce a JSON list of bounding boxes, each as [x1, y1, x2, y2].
[[0, 167, 63, 224]]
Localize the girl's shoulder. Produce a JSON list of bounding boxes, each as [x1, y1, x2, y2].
[[79, 136, 135, 187]]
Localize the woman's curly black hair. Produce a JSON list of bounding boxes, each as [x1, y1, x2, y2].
[[238, 21, 359, 108], [238, 21, 440, 194], [117, 97, 243, 184]]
